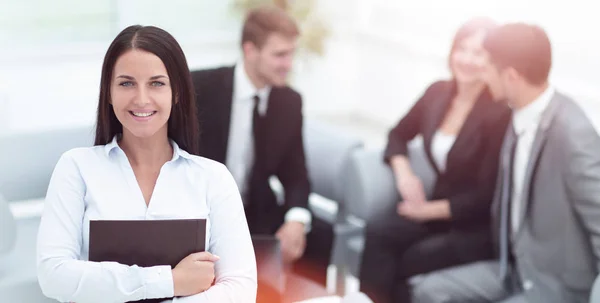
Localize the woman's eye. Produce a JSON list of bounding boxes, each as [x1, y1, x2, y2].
[[119, 81, 134, 87], [151, 81, 165, 87]]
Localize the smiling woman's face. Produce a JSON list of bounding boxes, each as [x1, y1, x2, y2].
[[450, 30, 488, 85], [110, 49, 172, 140]]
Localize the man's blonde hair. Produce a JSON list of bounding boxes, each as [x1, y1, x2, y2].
[[241, 5, 299, 49]]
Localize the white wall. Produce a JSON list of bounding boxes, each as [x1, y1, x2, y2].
[[0, 0, 360, 134], [1, 0, 599, 137], [351, 0, 600, 132], [0, 1, 241, 134]]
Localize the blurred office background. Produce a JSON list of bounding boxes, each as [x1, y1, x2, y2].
[[1, 0, 598, 139], [0, 0, 599, 301]]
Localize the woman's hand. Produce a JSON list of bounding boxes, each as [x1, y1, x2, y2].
[[390, 155, 427, 203], [397, 199, 451, 222], [396, 173, 427, 203], [397, 201, 433, 222], [172, 252, 220, 297]]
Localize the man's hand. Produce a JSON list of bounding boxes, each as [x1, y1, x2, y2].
[[275, 221, 306, 264]]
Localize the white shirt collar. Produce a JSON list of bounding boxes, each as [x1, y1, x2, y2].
[[104, 135, 193, 161], [233, 62, 271, 108], [512, 86, 555, 135]]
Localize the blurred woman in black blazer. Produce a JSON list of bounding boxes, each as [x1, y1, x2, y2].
[[359, 18, 511, 303]]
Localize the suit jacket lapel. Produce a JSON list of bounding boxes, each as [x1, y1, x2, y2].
[[514, 95, 561, 239], [422, 86, 454, 174], [261, 87, 280, 162], [422, 84, 490, 175], [215, 67, 235, 163], [444, 92, 490, 173], [492, 123, 516, 225]]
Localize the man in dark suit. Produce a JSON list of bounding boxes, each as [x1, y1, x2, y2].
[[191, 5, 330, 291], [412, 23, 600, 303]]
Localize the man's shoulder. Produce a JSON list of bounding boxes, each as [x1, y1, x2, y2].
[[271, 85, 302, 106], [553, 92, 595, 131], [266, 86, 303, 125], [549, 92, 599, 152], [190, 66, 234, 86]]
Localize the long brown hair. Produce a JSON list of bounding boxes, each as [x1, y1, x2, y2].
[[94, 25, 199, 155]]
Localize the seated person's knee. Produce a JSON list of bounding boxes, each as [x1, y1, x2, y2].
[[410, 275, 455, 303]]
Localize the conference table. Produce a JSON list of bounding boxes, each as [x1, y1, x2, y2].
[[285, 273, 332, 303], [296, 296, 341, 303]]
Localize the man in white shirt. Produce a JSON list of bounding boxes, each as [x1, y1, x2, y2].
[[191, 5, 332, 294], [411, 23, 600, 303]]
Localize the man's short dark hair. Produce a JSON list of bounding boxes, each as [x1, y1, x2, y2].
[[483, 23, 552, 85]]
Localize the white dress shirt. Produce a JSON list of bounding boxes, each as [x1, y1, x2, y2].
[[511, 86, 555, 233], [431, 130, 456, 172], [226, 63, 311, 230], [37, 137, 257, 303], [227, 62, 271, 195]]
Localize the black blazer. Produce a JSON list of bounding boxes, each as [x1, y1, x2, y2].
[[384, 80, 511, 228], [191, 66, 310, 233]]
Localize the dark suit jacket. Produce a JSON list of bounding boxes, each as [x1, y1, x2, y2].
[[384, 80, 511, 229], [191, 66, 310, 234]]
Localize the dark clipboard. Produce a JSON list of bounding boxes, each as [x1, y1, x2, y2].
[[89, 219, 206, 303]]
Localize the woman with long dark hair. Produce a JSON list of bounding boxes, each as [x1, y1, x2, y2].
[[37, 25, 256, 302]]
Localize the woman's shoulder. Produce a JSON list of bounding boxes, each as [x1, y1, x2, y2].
[[428, 79, 454, 90], [476, 96, 512, 131], [183, 154, 230, 175], [413, 80, 455, 106], [422, 80, 454, 96], [59, 145, 109, 163], [183, 155, 238, 191], [478, 91, 511, 117], [49, 146, 110, 176]]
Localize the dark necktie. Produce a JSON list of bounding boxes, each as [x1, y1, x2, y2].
[[252, 95, 265, 169], [499, 124, 518, 281]]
